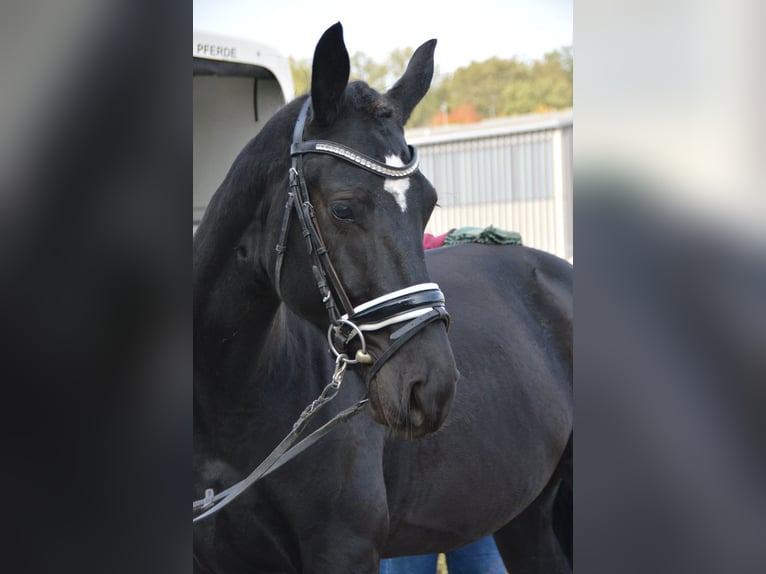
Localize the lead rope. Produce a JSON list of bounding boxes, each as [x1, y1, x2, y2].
[[193, 353, 368, 522]]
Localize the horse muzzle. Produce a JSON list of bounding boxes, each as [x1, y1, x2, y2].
[[326, 283, 457, 437], [365, 320, 459, 437]]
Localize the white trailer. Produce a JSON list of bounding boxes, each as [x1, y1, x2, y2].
[[193, 30, 295, 227]]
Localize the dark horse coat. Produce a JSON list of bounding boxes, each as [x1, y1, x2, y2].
[[193, 22, 572, 574]]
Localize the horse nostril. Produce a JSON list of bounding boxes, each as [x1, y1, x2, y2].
[[408, 382, 426, 427]]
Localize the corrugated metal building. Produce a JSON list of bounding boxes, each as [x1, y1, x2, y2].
[[407, 110, 573, 261]]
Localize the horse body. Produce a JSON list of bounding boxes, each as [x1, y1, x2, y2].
[[194, 22, 572, 574], [194, 245, 571, 573], [382, 244, 572, 556]]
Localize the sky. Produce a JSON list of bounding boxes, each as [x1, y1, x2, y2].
[[193, 0, 572, 74]]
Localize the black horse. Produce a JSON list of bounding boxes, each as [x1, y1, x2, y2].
[[194, 22, 572, 574]]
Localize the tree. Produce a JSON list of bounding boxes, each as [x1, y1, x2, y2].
[[289, 46, 573, 128], [350, 47, 414, 91], [290, 48, 413, 97], [289, 56, 311, 96], [417, 49, 573, 124]]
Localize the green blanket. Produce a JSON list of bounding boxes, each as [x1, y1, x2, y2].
[[443, 225, 522, 246]]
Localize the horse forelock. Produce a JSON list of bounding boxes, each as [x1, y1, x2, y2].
[[345, 81, 401, 125], [368, 96, 396, 120]]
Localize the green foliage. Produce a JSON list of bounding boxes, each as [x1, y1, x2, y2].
[[408, 80, 449, 127], [288, 46, 573, 127], [424, 49, 573, 123], [350, 47, 413, 92], [289, 56, 311, 97], [289, 48, 413, 97]]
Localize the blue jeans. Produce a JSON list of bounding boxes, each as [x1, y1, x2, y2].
[[379, 536, 505, 574]]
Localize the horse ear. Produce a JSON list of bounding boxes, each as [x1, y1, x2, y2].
[[310, 22, 350, 126], [386, 39, 437, 124]]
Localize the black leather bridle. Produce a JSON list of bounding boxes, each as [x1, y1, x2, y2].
[[274, 96, 450, 372], [193, 97, 450, 523]]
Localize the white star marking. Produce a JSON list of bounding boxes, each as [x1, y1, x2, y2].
[[383, 154, 410, 212]]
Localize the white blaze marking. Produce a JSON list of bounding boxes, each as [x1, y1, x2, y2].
[[383, 154, 410, 212]]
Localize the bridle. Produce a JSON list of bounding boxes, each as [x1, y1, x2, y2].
[[275, 96, 449, 371], [193, 97, 449, 523]]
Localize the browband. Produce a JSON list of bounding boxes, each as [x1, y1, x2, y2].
[[291, 141, 419, 179]]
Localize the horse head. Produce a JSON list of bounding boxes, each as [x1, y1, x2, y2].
[[198, 22, 458, 438], [285, 22, 462, 436]]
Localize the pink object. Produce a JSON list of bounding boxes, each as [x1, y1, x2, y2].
[[423, 232, 448, 250]]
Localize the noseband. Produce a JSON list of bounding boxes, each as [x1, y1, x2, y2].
[[274, 97, 450, 374]]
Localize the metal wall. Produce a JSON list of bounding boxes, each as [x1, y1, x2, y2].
[[407, 111, 573, 260]]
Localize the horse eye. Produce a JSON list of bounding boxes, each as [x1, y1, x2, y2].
[[234, 245, 248, 260], [331, 203, 354, 221]]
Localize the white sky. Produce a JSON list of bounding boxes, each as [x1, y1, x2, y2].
[[193, 0, 572, 74]]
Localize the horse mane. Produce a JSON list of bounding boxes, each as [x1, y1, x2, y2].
[[192, 80, 402, 311], [256, 303, 326, 383], [346, 80, 398, 122], [192, 96, 308, 311]]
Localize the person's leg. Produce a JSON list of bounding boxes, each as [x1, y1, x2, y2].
[[379, 554, 439, 574], [445, 536, 506, 574]]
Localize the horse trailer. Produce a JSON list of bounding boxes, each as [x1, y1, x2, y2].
[[193, 29, 294, 228]]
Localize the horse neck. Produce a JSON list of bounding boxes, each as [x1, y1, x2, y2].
[[193, 98, 332, 445], [193, 290, 330, 449], [192, 111, 294, 380], [193, 218, 287, 439]]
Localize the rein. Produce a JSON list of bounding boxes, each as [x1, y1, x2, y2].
[[193, 97, 449, 522], [193, 354, 366, 523]]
